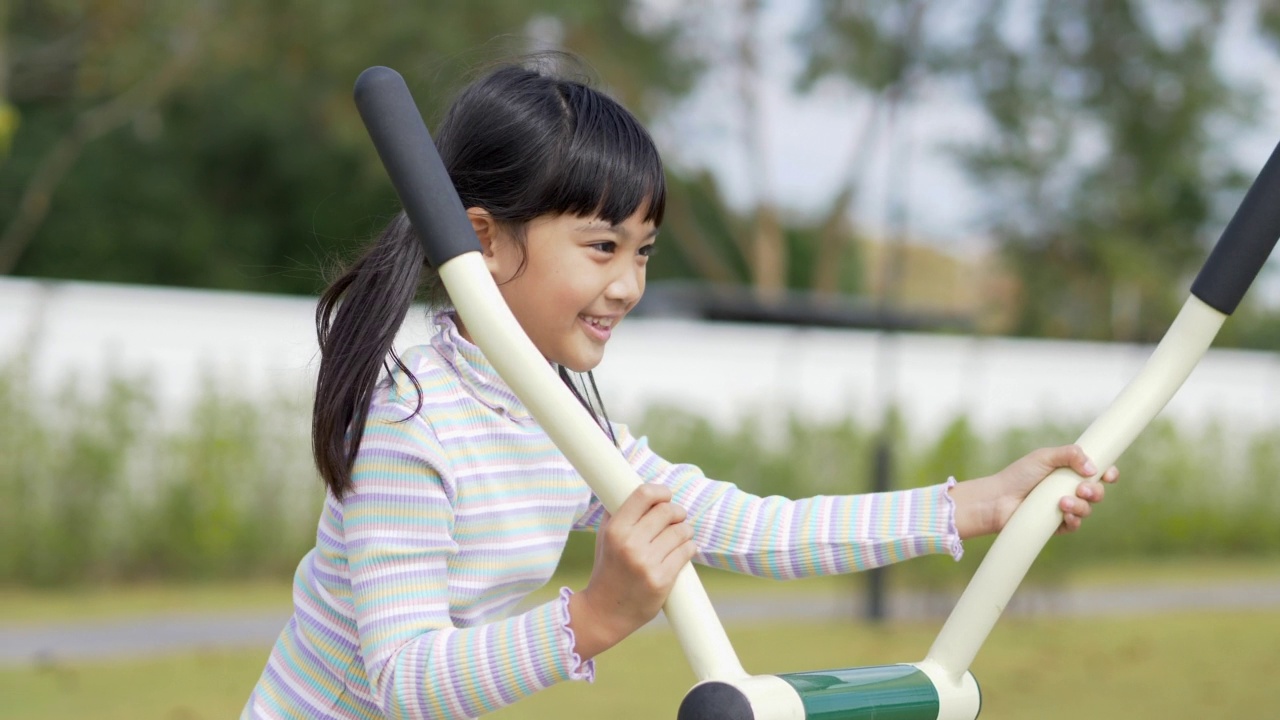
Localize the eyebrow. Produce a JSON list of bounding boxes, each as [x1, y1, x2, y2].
[[575, 221, 660, 241]]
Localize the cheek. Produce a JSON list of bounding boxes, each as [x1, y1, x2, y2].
[[545, 265, 595, 307], [516, 267, 587, 331], [494, 272, 528, 312], [486, 241, 526, 285], [495, 273, 545, 335]]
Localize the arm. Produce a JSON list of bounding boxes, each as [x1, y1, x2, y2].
[[573, 425, 962, 579], [947, 444, 1119, 537], [558, 431, 1114, 664], [577, 428, 1116, 579], [346, 402, 589, 719]]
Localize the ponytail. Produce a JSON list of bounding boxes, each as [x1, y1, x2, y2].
[[313, 212, 432, 498]]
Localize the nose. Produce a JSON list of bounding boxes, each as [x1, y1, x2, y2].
[[605, 263, 644, 307]]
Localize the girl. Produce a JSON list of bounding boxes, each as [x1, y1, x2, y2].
[[243, 57, 1116, 719]]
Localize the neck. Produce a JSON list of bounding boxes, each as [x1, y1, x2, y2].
[[454, 314, 474, 345]]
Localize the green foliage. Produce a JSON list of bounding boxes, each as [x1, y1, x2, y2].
[[795, 0, 929, 93], [1, 0, 701, 293], [1215, 300, 1280, 350], [0, 357, 150, 585], [791, 1, 1280, 347], [938, 0, 1256, 342], [3, 1, 884, 303], [0, 357, 322, 587], [652, 171, 866, 296], [124, 389, 319, 580], [633, 404, 1280, 586], [2, 359, 1277, 588]]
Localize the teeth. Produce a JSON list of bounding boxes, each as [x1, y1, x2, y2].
[[583, 316, 615, 329]]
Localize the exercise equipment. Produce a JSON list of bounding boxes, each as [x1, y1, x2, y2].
[[353, 65, 1280, 719]]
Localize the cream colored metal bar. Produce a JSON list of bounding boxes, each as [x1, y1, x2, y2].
[[438, 253, 748, 683], [732, 675, 808, 720], [925, 295, 1227, 682], [910, 660, 981, 720]]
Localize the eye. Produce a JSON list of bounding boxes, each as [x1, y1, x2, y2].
[[589, 241, 617, 254], [638, 243, 658, 258]]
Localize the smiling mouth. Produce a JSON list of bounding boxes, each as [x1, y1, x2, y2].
[[579, 314, 618, 342], [580, 315, 617, 330]]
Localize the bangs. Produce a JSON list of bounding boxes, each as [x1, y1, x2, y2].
[[534, 83, 666, 226]]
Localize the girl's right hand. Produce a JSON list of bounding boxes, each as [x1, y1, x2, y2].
[[567, 484, 697, 660]]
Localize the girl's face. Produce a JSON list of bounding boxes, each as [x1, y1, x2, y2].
[[483, 208, 657, 372]]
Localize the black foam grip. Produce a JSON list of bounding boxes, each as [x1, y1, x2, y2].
[[1191, 140, 1280, 315], [353, 66, 481, 267], [677, 682, 755, 720]]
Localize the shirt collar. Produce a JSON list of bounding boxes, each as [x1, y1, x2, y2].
[[430, 311, 533, 421]]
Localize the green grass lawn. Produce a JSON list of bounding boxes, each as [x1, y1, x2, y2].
[[2, 610, 1277, 719], [2, 557, 1277, 719], [0, 579, 294, 625], [2, 556, 1275, 626]]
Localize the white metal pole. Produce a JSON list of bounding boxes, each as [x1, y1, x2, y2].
[[925, 295, 1227, 681]]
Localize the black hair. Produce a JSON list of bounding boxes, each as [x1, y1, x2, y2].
[[314, 56, 664, 498]]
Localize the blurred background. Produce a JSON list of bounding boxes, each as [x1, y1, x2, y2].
[[2, 1, 1279, 718]]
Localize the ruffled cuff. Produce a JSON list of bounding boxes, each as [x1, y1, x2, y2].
[[556, 587, 596, 682], [942, 477, 964, 561]]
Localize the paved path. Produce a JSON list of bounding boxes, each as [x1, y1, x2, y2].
[[3, 579, 1279, 668]]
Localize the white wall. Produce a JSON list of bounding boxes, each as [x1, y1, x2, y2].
[[3, 277, 1279, 441]]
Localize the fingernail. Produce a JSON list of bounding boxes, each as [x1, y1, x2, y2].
[[1082, 460, 1097, 476]]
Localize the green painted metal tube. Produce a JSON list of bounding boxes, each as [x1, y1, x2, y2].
[[779, 665, 956, 720]]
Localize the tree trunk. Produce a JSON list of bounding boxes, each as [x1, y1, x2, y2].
[[735, 0, 786, 299]]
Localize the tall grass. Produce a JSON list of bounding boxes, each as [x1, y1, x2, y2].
[[1, 357, 1276, 588], [632, 404, 1280, 590], [0, 357, 322, 587]]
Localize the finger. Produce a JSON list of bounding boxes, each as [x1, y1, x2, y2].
[[661, 532, 699, 573], [1057, 511, 1083, 534], [1059, 495, 1092, 520], [611, 484, 673, 528], [673, 535, 699, 567], [1036, 444, 1097, 477], [1076, 481, 1105, 504], [633, 500, 688, 543], [647, 536, 699, 596], [1101, 466, 1120, 483], [1066, 445, 1098, 478], [651, 520, 696, 563]]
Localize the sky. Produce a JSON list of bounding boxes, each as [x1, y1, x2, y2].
[[644, 0, 1280, 288]]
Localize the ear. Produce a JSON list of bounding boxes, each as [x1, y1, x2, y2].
[[467, 207, 499, 256], [466, 207, 509, 277]]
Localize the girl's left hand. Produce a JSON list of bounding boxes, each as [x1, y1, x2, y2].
[[950, 444, 1120, 539]]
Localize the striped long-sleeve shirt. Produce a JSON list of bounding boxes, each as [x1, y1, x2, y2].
[[243, 312, 963, 719]]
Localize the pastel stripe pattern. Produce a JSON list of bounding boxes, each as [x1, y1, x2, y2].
[[243, 312, 962, 719]]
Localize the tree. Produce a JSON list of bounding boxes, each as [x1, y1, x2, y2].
[[0, 1, 701, 293], [794, 0, 931, 299], [650, 168, 866, 296], [941, 0, 1256, 341], [0, 2, 17, 158], [635, 0, 880, 301], [0, 1, 209, 274]]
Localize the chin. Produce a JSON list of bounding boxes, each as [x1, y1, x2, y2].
[[561, 359, 602, 374], [557, 350, 604, 374]]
